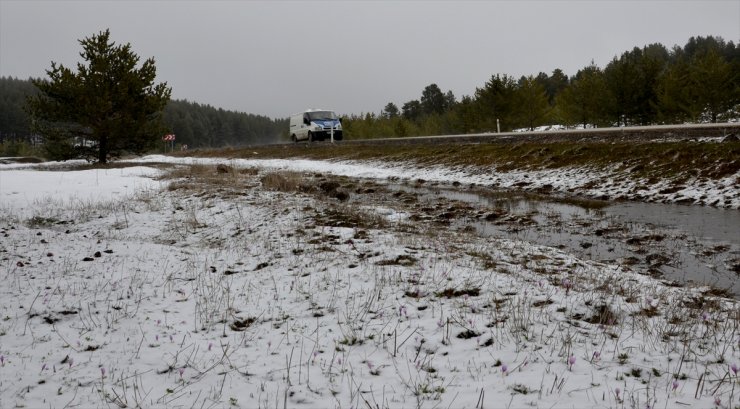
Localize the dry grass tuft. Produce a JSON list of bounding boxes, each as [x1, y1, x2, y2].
[[260, 171, 303, 192], [314, 206, 387, 229], [239, 167, 260, 175], [161, 164, 227, 179], [159, 164, 262, 194], [583, 303, 621, 325], [376, 254, 418, 267]]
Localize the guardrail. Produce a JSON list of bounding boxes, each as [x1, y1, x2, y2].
[[339, 123, 740, 146]]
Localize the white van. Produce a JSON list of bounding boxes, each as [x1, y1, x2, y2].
[[289, 109, 343, 142]]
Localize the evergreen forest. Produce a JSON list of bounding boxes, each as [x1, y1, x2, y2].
[[1, 35, 738, 157], [344, 35, 739, 139]]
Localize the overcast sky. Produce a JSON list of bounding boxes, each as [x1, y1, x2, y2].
[[1, 1, 738, 119]]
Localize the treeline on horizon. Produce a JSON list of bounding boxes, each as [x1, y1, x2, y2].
[[163, 100, 286, 148], [0, 79, 286, 154], [1, 35, 738, 156], [343, 35, 739, 138]]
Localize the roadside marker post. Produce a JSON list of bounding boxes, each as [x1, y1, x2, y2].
[[163, 134, 176, 152]]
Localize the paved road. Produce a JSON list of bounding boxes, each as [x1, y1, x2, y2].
[[269, 122, 739, 147]]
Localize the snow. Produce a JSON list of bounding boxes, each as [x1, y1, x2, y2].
[[128, 154, 740, 209], [0, 166, 163, 219], [0, 157, 738, 409], [513, 124, 570, 132]]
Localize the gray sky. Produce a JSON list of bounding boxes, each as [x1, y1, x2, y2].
[[1, 0, 738, 119]]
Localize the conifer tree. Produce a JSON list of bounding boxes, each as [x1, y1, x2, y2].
[[27, 29, 171, 163], [556, 65, 613, 127], [402, 100, 422, 121], [420, 84, 446, 116], [513, 75, 550, 130], [688, 49, 738, 122], [382, 102, 400, 119], [474, 74, 517, 131]]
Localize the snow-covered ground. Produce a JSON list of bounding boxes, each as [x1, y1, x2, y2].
[[0, 165, 163, 219], [130, 154, 740, 209], [0, 156, 738, 409]]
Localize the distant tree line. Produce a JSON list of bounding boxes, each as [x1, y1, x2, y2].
[[0, 77, 287, 156], [1, 34, 737, 156], [343, 35, 740, 138], [0, 76, 39, 155], [162, 100, 286, 149]]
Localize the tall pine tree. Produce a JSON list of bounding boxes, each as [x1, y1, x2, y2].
[[27, 29, 171, 163]]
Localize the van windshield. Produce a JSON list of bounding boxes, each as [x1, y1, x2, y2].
[[307, 111, 337, 121]]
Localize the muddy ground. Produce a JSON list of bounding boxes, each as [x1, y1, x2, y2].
[[277, 171, 740, 298]]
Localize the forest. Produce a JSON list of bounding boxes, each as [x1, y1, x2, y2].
[[0, 35, 738, 156], [343, 35, 739, 139]]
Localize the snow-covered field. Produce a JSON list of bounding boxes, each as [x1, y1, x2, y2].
[[1, 155, 738, 409]]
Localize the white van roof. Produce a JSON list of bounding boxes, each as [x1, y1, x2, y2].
[[291, 109, 335, 116]]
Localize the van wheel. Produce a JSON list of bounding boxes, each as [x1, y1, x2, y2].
[[307, 131, 314, 142], [291, 134, 297, 143]]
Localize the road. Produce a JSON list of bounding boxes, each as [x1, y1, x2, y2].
[[296, 122, 740, 146]]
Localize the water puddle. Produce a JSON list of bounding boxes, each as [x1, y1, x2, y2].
[[382, 182, 740, 297]]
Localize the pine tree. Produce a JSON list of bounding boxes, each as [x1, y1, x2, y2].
[[655, 59, 696, 123], [420, 84, 446, 116], [473, 74, 517, 131], [556, 65, 613, 127], [513, 76, 550, 130], [402, 100, 422, 121], [443, 91, 457, 111], [27, 29, 171, 163], [382, 102, 400, 119], [688, 49, 738, 122]]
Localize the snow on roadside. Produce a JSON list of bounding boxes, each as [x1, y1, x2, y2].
[[127, 154, 740, 209]]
